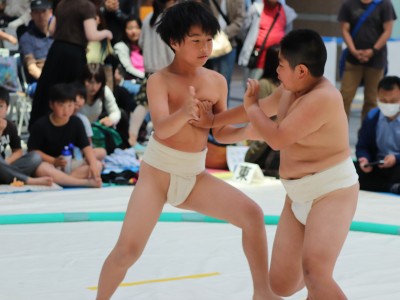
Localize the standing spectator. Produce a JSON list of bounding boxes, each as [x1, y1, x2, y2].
[[238, 0, 297, 80], [18, 0, 54, 97], [0, 86, 53, 186], [29, 0, 112, 130], [354, 76, 400, 194], [101, 0, 142, 45], [338, 0, 397, 121], [206, 0, 246, 98]]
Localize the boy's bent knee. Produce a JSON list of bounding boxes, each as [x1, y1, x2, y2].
[[240, 202, 265, 228], [112, 243, 143, 268], [270, 272, 302, 297]]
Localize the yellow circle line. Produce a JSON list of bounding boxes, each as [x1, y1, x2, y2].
[[87, 272, 221, 290]]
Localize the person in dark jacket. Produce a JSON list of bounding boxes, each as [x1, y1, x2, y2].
[[355, 76, 400, 194]]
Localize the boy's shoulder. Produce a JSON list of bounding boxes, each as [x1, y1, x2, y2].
[[1, 118, 18, 136]]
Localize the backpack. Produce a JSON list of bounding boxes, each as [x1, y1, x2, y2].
[[92, 122, 123, 154], [244, 141, 280, 178]]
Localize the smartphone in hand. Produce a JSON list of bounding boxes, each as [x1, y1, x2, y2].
[[363, 160, 384, 167]]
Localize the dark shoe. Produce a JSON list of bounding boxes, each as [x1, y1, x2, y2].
[[389, 183, 400, 194]]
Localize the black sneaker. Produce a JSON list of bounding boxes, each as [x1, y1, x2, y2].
[[389, 183, 400, 194]]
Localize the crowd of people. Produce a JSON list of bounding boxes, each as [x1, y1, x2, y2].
[[0, 0, 398, 190], [0, 0, 400, 193]]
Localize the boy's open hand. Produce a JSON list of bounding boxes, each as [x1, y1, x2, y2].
[[189, 99, 214, 128], [244, 79, 260, 111], [184, 86, 200, 121]]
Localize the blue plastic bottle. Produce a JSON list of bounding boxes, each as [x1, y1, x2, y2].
[[61, 146, 72, 174], [69, 143, 83, 161]]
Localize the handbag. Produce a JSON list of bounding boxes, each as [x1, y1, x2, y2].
[[247, 3, 281, 69], [208, 0, 234, 59], [210, 30, 232, 59]]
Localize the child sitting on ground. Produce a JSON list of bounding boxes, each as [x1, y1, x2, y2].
[[0, 87, 52, 186], [28, 83, 103, 188]]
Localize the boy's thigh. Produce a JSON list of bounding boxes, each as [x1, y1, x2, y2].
[[303, 183, 359, 268], [270, 197, 305, 285], [179, 172, 262, 226]]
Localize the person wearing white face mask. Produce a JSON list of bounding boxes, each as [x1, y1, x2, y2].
[[354, 76, 400, 194]]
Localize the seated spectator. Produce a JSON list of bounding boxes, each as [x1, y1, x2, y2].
[[113, 15, 144, 96], [100, 0, 141, 45], [355, 76, 400, 194], [80, 63, 121, 126], [73, 82, 107, 161], [18, 0, 54, 97], [28, 83, 103, 188], [0, 87, 52, 186], [79, 63, 130, 149]]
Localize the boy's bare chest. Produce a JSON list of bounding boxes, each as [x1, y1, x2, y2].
[[168, 81, 219, 107]]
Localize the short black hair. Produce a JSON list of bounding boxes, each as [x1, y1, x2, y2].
[[0, 87, 10, 106], [378, 76, 400, 91], [71, 82, 87, 100], [280, 29, 327, 77], [49, 83, 76, 103], [156, 1, 220, 51]]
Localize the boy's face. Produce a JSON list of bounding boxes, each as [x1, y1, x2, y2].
[[75, 94, 85, 112], [50, 100, 75, 122], [172, 26, 213, 66], [0, 99, 8, 119], [276, 53, 296, 90]]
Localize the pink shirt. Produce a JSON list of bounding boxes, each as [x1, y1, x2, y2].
[[130, 45, 145, 73], [255, 3, 286, 69]]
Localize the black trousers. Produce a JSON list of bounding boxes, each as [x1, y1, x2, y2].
[[354, 161, 400, 192]]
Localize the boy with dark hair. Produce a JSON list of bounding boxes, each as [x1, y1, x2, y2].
[[95, 2, 280, 299], [28, 83, 103, 188], [0, 87, 53, 186], [194, 28, 359, 298]]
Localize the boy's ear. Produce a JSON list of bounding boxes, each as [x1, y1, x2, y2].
[[170, 39, 179, 51], [296, 64, 309, 79]]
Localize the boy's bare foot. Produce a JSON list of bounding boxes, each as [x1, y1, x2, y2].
[[87, 177, 103, 188], [253, 291, 283, 300], [26, 176, 54, 186]]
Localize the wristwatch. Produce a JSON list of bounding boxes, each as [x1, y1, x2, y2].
[[372, 47, 379, 56]]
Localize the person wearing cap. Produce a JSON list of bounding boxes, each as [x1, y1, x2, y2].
[[29, 0, 112, 130], [19, 0, 54, 97]]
